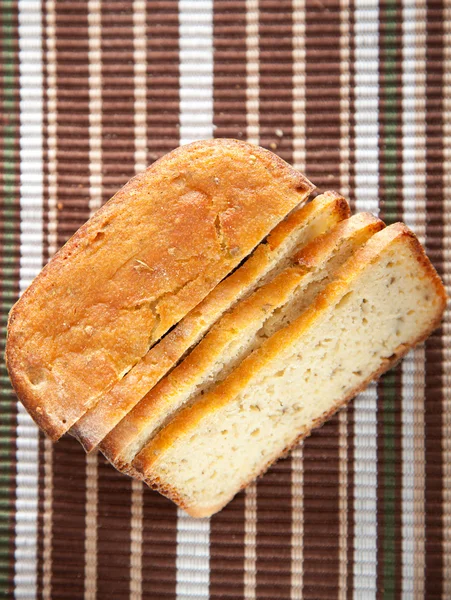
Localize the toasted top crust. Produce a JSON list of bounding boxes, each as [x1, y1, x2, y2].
[[6, 139, 314, 439], [134, 223, 447, 474]]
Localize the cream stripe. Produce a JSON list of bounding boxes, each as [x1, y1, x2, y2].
[[411, 20, 427, 596], [84, 2, 102, 599], [244, 2, 259, 598], [246, 0, 259, 146], [133, 0, 147, 173], [401, 2, 426, 598], [42, 1, 57, 597], [291, 2, 305, 598], [338, 1, 350, 597], [352, 1, 379, 597], [244, 484, 257, 599], [442, 2, 451, 598], [129, 2, 147, 598], [15, 1, 44, 597], [42, 439, 52, 600], [130, 480, 143, 600], [176, 2, 213, 598]]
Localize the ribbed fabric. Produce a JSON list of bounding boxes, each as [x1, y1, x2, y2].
[[0, 1, 448, 598]]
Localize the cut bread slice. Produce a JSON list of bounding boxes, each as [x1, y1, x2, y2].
[[6, 139, 314, 440], [133, 224, 446, 517], [72, 192, 349, 451], [102, 212, 383, 473]]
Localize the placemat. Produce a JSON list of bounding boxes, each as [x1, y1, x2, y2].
[[1, 1, 450, 598]]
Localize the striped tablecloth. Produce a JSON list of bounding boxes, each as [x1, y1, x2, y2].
[[1, 1, 449, 598]]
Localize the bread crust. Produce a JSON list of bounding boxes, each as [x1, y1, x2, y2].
[[91, 193, 349, 461], [6, 139, 314, 440], [133, 223, 447, 516]]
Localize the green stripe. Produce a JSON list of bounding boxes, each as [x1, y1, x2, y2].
[[381, 0, 399, 598], [1, 0, 19, 594]]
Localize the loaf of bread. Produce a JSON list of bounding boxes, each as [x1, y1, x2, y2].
[[73, 191, 349, 452], [133, 224, 446, 517], [101, 211, 383, 473], [5, 139, 447, 519], [6, 139, 314, 440]]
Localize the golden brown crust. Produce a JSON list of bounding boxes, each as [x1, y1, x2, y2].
[[266, 190, 350, 251], [294, 211, 384, 268], [6, 139, 314, 440], [85, 192, 349, 458], [133, 223, 447, 482]]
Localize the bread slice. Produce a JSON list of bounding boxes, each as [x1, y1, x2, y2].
[[102, 212, 383, 473], [133, 224, 446, 517], [72, 192, 349, 451], [6, 139, 314, 440]]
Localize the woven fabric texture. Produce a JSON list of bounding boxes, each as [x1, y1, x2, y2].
[[1, 0, 450, 598]]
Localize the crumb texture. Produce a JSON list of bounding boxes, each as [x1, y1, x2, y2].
[[139, 232, 445, 517]]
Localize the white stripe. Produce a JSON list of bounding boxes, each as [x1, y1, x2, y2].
[[15, 1, 44, 598], [246, 0, 259, 147], [42, 1, 57, 597], [353, 2, 379, 597], [130, 3, 147, 598], [84, 4, 102, 599], [442, 2, 451, 598], [179, 0, 213, 149], [176, 1, 213, 598], [401, 2, 426, 598], [243, 2, 259, 599]]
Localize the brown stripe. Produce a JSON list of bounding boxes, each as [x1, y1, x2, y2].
[[257, 1, 293, 163], [393, 7, 404, 596], [94, 2, 135, 596], [254, 3, 294, 599], [424, 2, 445, 597], [140, 1, 180, 596], [346, 3, 356, 597], [305, 0, 341, 193], [145, 0, 181, 165], [210, 1, 247, 598], [338, 1, 351, 597], [49, 2, 91, 596], [301, 2, 342, 598]]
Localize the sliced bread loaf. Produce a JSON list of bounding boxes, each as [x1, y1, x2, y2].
[[6, 139, 314, 440], [133, 224, 446, 517], [102, 212, 383, 473], [73, 192, 349, 451]]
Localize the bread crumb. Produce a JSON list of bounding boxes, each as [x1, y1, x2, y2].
[[275, 129, 283, 138]]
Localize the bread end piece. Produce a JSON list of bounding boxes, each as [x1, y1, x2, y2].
[[6, 139, 315, 441]]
